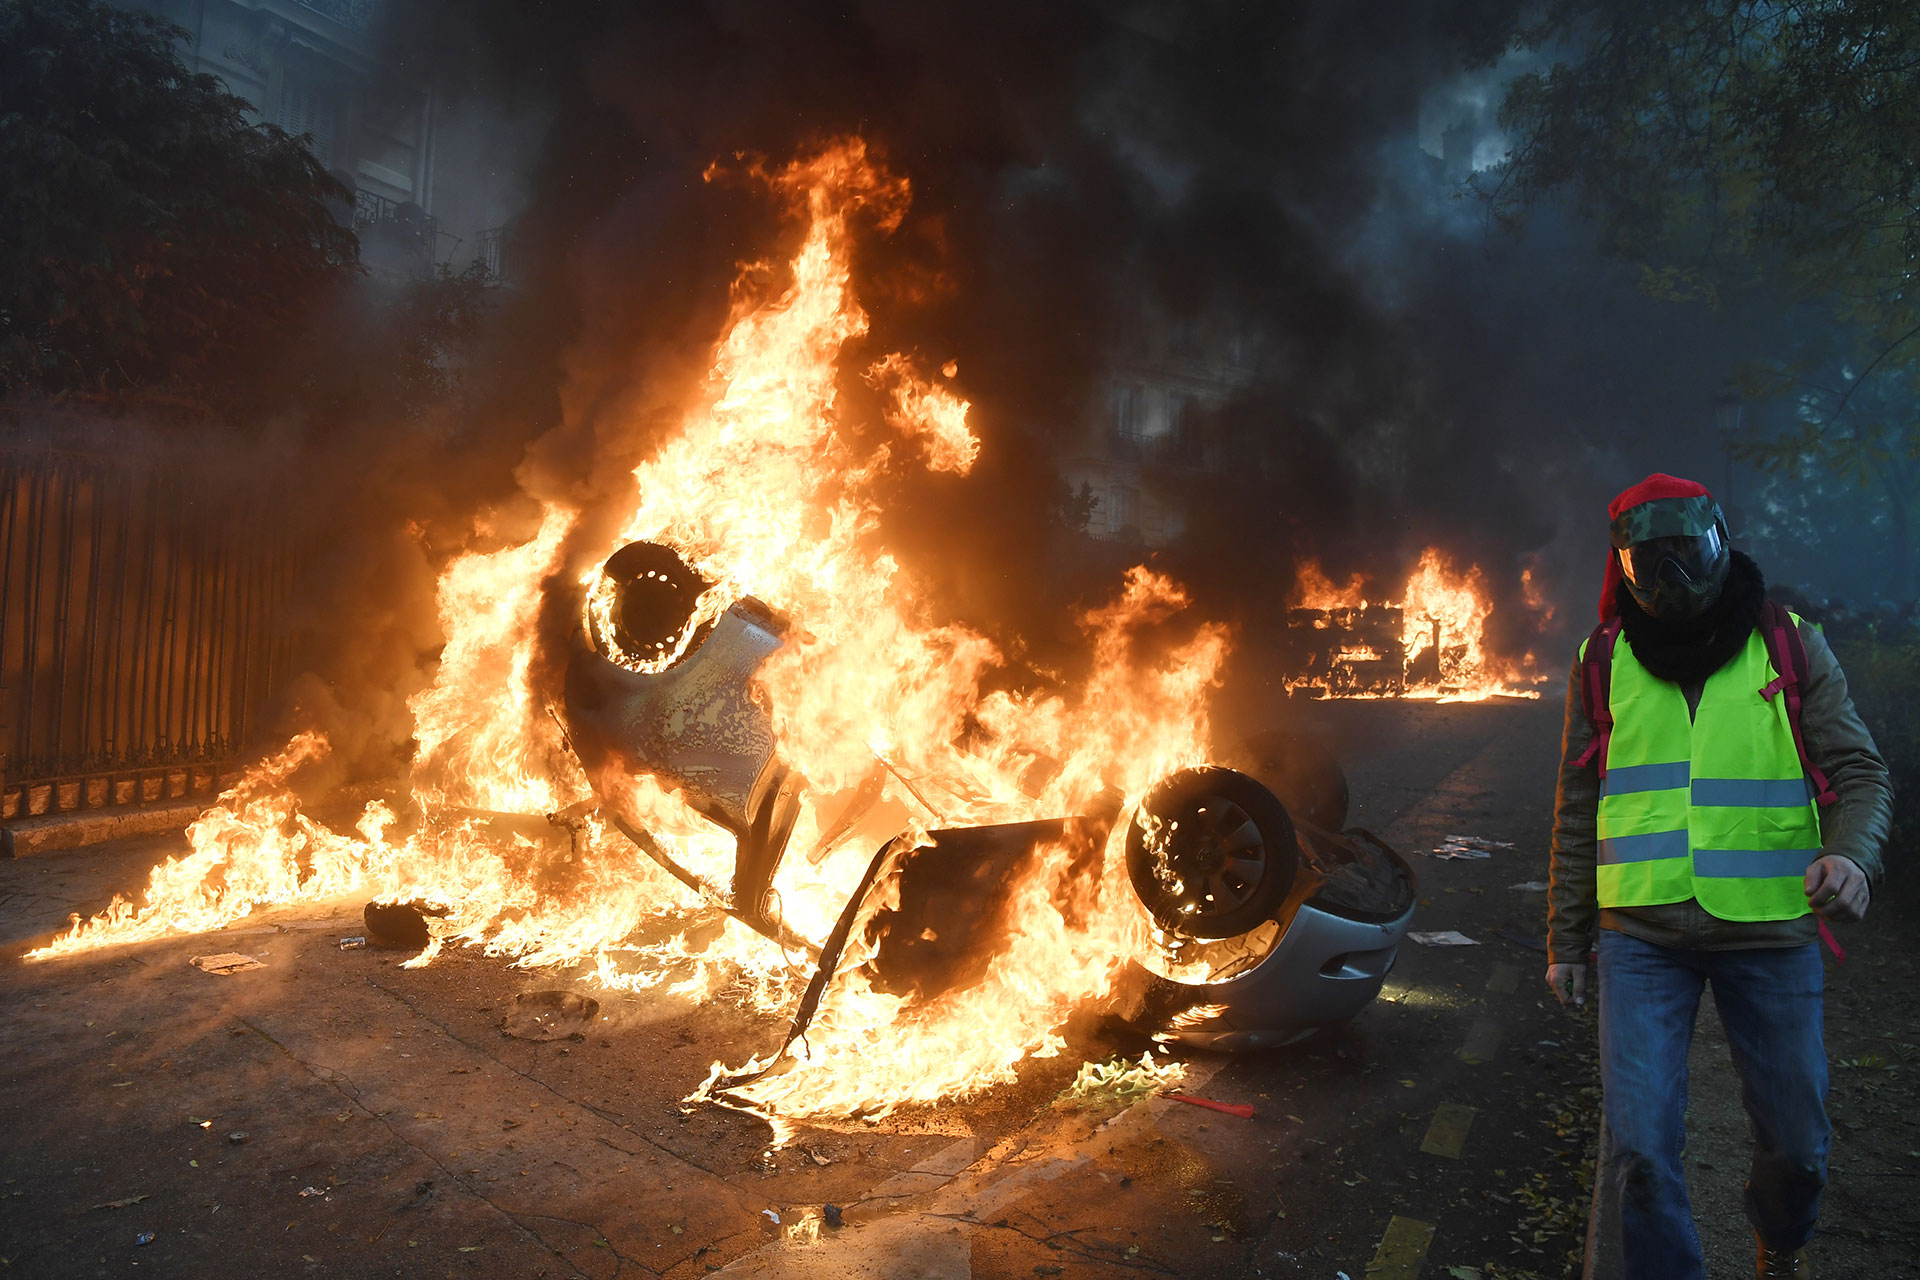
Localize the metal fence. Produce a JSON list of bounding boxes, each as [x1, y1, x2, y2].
[[0, 431, 295, 822]]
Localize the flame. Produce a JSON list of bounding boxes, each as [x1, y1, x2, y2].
[[1288, 549, 1543, 701], [30, 138, 1234, 1121], [1293, 560, 1367, 610]]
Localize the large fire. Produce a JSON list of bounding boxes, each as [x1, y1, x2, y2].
[[1287, 549, 1543, 701], [28, 140, 1240, 1120]]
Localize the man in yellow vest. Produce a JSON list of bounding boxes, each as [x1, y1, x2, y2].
[[1545, 473, 1892, 1280]]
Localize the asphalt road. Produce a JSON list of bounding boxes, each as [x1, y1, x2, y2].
[[0, 695, 1600, 1280]]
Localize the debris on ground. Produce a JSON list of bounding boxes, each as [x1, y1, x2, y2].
[[1494, 926, 1547, 952], [1431, 835, 1513, 860], [227, 1132, 249, 1144], [1166, 1093, 1255, 1119], [1056, 1052, 1186, 1109], [500, 990, 601, 1041], [822, 1203, 843, 1228], [190, 953, 264, 975], [89, 1195, 149, 1211], [1508, 881, 1549, 892], [134, 1232, 153, 1246], [1408, 930, 1479, 947], [338, 936, 367, 950], [362, 901, 447, 951]]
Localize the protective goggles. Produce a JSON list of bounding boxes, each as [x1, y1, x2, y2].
[[1610, 494, 1727, 587]]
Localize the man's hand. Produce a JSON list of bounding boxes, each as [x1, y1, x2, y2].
[[1545, 962, 1588, 1009], [1805, 855, 1870, 922]]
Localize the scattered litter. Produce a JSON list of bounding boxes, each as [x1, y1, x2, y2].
[[1431, 835, 1512, 860], [501, 990, 601, 1042], [805, 1147, 832, 1166], [1058, 1052, 1186, 1108], [1508, 881, 1549, 892], [135, 1232, 154, 1246], [193, 1119, 213, 1129], [298, 1187, 326, 1198], [90, 1195, 150, 1211], [190, 953, 263, 975], [1408, 931, 1479, 947], [338, 936, 367, 950], [1338, 1272, 1353, 1280], [1493, 927, 1547, 953], [227, 1132, 249, 1145], [822, 1203, 843, 1228], [762, 1209, 781, 1225], [1165, 1093, 1255, 1119], [1536, 1040, 1560, 1048]]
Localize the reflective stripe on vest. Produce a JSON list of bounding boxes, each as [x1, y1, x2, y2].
[[1589, 622, 1821, 922]]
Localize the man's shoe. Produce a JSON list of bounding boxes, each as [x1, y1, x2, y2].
[[1754, 1232, 1812, 1279]]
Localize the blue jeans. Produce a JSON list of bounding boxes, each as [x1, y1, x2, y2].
[[1596, 931, 1829, 1280]]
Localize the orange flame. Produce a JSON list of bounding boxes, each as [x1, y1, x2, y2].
[[31, 138, 1232, 1120], [1289, 548, 1543, 701]]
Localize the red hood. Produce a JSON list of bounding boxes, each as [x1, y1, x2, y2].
[[1597, 473, 1713, 621]]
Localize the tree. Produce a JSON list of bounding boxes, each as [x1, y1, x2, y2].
[[0, 0, 357, 403], [1495, 1, 1920, 337], [1491, 0, 1920, 599]]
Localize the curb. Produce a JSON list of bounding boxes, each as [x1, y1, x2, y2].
[[2, 799, 209, 857]]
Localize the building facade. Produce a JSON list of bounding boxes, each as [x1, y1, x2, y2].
[[135, 0, 522, 282], [1061, 337, 1257, 547]]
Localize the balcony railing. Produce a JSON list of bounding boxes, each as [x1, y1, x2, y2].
[[353, 190, 438, 279], [478, 225, 514, 286]]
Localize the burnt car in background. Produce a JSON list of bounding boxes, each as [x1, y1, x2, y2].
[[558, 541, 1418, 1053]]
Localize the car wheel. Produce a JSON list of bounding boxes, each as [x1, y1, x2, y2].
[[1125, 767, 1297, 939]]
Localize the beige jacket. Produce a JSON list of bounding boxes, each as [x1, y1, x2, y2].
[[1547, 618, 1893, 965]]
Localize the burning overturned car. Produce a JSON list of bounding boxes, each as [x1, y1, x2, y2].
[[30, 140, 1418, 1119], [562, 538, 1417, 1078]]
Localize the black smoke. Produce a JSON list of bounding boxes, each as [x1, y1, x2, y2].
[[275, 0, 1842, 768]]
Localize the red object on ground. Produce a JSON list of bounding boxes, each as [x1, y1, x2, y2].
[[1164, 1093, 1255, 1119]]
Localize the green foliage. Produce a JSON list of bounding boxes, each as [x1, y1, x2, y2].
[[1495, 0, 1920, 350], [270, 262, 495, 428], [0, 0, 358, 401], [1493, 1, 1920, 592]]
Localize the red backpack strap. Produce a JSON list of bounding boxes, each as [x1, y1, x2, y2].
[[1573, 617, 1624, 775], [1756, 600, 1837, 806]]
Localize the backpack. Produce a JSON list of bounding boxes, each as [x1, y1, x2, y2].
[[1573, 599, 1837, 807]]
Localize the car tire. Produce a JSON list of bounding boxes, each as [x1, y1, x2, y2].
[[1125, 766, 1297, 940]]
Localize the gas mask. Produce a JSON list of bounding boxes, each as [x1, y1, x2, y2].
[[1611, 494, 1731, 621]]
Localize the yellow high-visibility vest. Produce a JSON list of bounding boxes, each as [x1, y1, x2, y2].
[[1590, 623, 1821, 920]]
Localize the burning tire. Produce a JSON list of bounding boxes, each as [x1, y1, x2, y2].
[[587, 541, 716, 671], [1125, 766, 1297, 940]]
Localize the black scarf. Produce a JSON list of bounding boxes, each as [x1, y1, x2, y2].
[[1617, 550, 1767, 685]]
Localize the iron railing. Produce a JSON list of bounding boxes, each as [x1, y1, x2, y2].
[[477, 224, 513, 286], [0, 432, 296, 821]]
